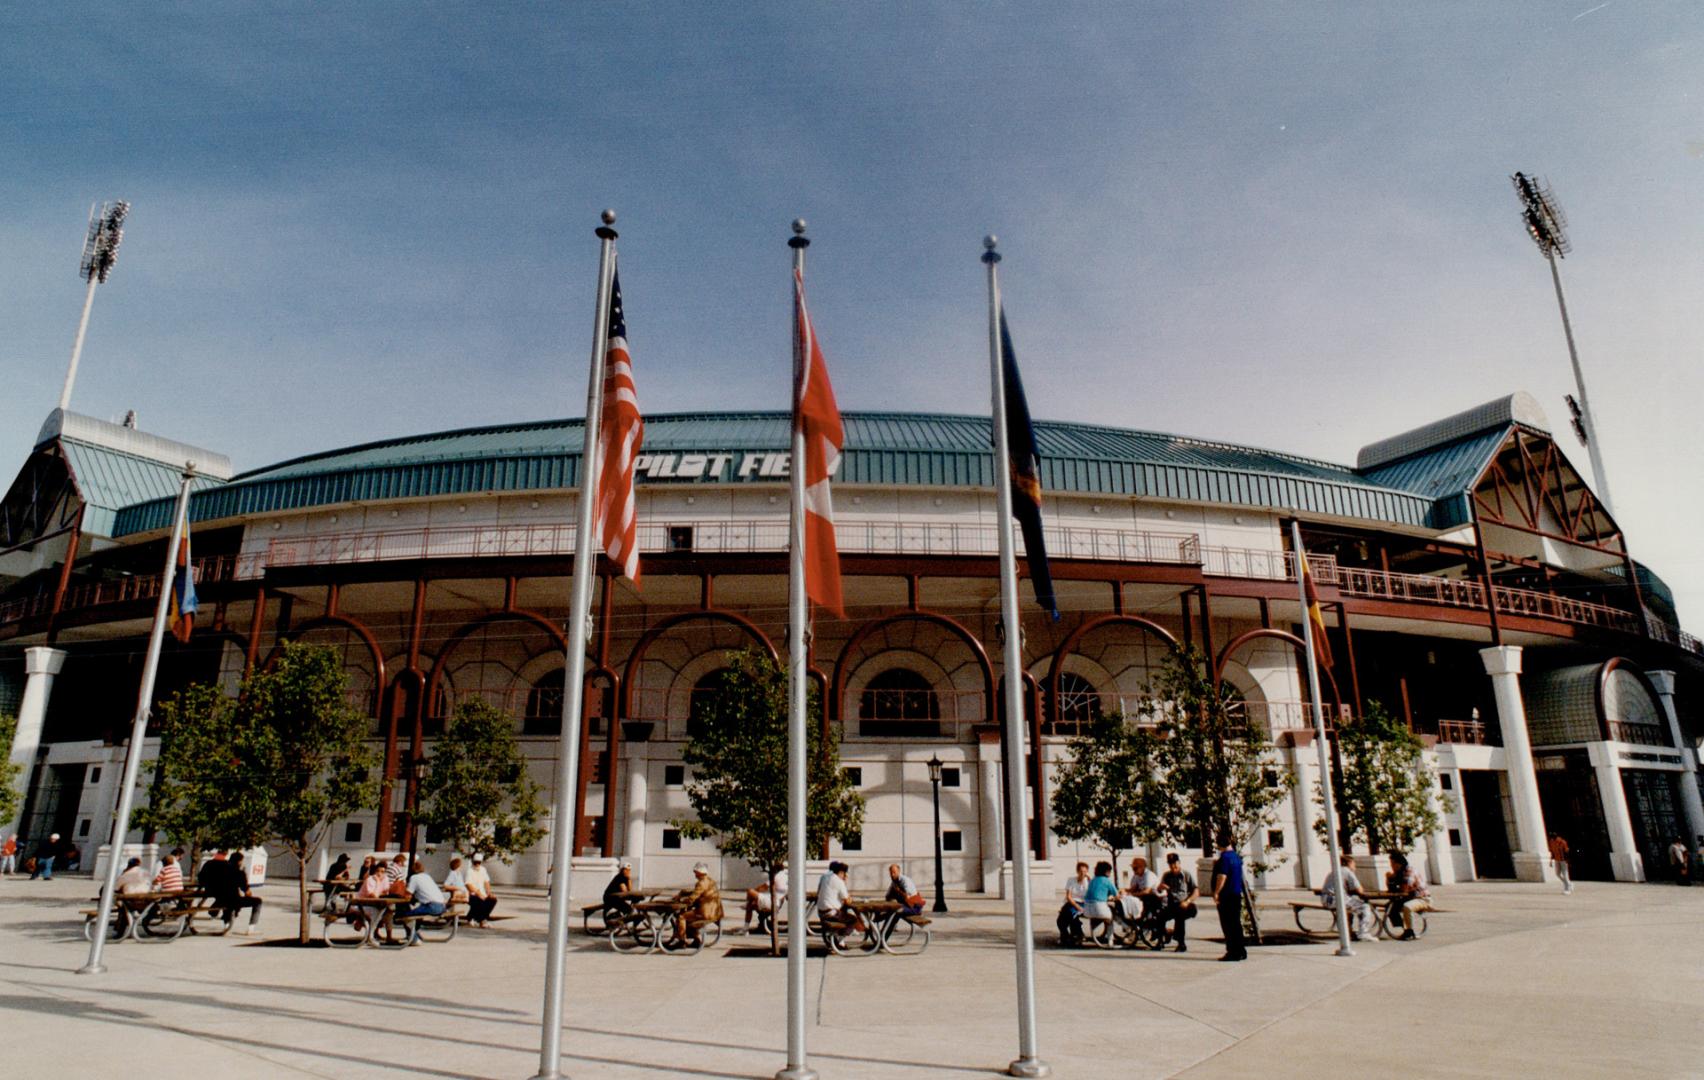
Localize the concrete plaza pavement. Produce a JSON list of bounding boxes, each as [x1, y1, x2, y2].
[[0, 874, 1699, 1078]]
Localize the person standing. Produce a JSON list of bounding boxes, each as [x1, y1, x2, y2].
[[1668, 837, 1691, 885], [1548, 833, 1572, 895], [0, 834, 16, 876], [1211, 828, 1248, 962], [30, 833, 60, 880]]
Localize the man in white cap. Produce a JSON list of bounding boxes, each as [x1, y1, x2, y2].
[[670, 862, 722, 948], [31, 833, 62, 880], [464, 852, 497, 926]]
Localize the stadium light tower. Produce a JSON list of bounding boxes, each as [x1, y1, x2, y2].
[[59, 200, 131, 414], [1511, 173, 1614, 516]]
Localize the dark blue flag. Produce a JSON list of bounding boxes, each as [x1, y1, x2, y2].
[[999, 309, 1059, 620]]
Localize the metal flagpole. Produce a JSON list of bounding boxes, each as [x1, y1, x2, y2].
[[983, 235, 1050, 1079], [778, 218, 817, 1080], [78, 463, 195, 974], [532, 209, 618, 1080], [1289, 518, 1354, 958]]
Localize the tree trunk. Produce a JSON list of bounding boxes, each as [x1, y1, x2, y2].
[[767, 867, 779, 957], [297, 839, 312, 945]]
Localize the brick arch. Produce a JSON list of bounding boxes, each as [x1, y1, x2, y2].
[[267, 613, 387, 715], [831, 610, 995, 729], [1213, 627, 1344, 718], [1046, 614, 1180, 728]]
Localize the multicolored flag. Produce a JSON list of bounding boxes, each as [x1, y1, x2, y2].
[[998, 310, 1058, 620], [168, 527, 196, 644], [794, 267, 844, 617], [594, 267, 644, 583], [1298, 544, 1334, 671]]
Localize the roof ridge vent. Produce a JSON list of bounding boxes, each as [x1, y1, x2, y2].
[[1356, 393, 1549, 471]]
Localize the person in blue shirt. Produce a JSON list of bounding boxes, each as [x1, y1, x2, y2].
[[1080, 861, 1120, 947], [1210, 827, 1248, 961]]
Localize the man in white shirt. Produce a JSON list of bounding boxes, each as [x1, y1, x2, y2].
[[815, 861, 854, 928], [464, 853, 497, 925], [1320, 853, 1370, 939], [1057, 862, 1091, 945], [116, 857, 151, 895], [744, 867, 788, 932], [1120, 856, 1161, 921], [404, 858, 447, 918]]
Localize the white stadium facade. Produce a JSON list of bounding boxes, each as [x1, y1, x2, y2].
[[3, 392, 1702, 896]]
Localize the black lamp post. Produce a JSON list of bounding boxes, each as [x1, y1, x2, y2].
[[927, 755, 948, 913]]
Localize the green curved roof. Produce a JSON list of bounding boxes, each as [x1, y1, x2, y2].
[[112, 411, 1467, 537]]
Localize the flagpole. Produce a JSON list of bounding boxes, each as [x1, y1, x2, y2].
[[984, 235, 1050, 1079], [78, 463, 195, 975], [1289, 518, 1354, 958], [531, 209, 617, 1080], [778, 218, 817, 1080]]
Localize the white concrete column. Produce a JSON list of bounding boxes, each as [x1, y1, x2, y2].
[[1424, 754, 1457, 886], [976, 728, 1003, 894], [1287, 740, 1327, 889], [2, 647, 65, 837], [1479, 645, 1554, 882], [1648, 670, 1704, 847], [622, 741, 648, 886], [1584, 741, 1644, 881]]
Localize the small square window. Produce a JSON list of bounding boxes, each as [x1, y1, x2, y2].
[[843, 767, 862, 787], [1267, 829, 1285, 849], [668, 526, 694, 552], [1448, 829, 1462, 847], [941, 830, 963, 852], [1440, 773, 1453, 791], [662, 828, 682, 850], [78, 819, 91, 837], [1262, 768, 1281, 789], [940, 767, 961, 788], [344, 822, 363, 843], [664, 764, 686, 787], [841, 832, 862, 852], [494, 825, 513, 848], [87, 766, 102, 784]]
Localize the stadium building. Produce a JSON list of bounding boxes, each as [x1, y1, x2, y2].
[[3, 392, 1702, 895]]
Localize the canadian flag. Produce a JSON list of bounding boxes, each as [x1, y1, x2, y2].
[[794, 267, 844, 617]]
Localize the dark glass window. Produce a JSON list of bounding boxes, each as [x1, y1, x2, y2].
[[858, 669, 941, 738], [524, 670, 566, 736], [841, 832, 862, 852], [941, 830, 963, 852], [344, 822, 363, 843], [664, 764, 685, 787], [843, 767, 862, 787], [687, 669, 732, 739], [662, 828, 682, 850], [1046, 672, 1102, 736], [940, 767, 961, 788]]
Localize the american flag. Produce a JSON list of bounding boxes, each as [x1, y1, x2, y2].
[[794, 267, 844, 617], [594, 268, 643, 583]]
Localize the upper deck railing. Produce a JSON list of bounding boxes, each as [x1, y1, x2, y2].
[[0, 519, 1691, 656]]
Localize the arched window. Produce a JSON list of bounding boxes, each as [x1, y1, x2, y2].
[[524, 670, 565, 736], [687, 668, 732, 740], [858, 668, 940, 738], [1046, 673, 1103, 736]]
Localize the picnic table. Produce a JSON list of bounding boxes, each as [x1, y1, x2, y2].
[[1290, 888, 1438, 939], [313, 878, 359, 916], [812, 897, 931, 956], [581, 889, 663, 935], [321, 895, 465, 948], [81, 889, 230, 943], [605, 894, 724, 954]]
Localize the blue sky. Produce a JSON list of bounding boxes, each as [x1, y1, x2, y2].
[[3, 4, 1702, 618]]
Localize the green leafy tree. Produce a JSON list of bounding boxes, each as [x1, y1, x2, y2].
[[417, 698, 546, 862], [143, 642, 378, 943], [673, 648, 864, 955], [1143, 647, 1292, 865], [1315, 701, 1445, 855], [0, 714, 22, 830], [1049, 710, 1173, 868]]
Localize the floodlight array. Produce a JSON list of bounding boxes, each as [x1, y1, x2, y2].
[[79, 200, 131, 283], [1511, 173, 1569, 258]]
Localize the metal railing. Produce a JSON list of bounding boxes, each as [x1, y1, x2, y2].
[[1436, 718, 1493, 745], [0, 552, 258, 625], [1605, 720, 1671, 747]]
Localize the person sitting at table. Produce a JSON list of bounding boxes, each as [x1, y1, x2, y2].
[[198, 849, 264, 935], [815, 860, 859, 931], [1320, 852, 1370, 939], [670, 862, 723, 948], [464, 853, 498, 926], [117, 856, 151, 896], [385, 852, 409, 887], [326, 853, 352, 884], [743, 865, 787, 932], [1120, 856, 1162, 923], [441, 856, 468, 904], [885, 863, 925, 916], [60, 840, 82, 872], [152, 852, 184, 893], [1080, 861, 1119, 946], [403, 858, 448, 920], [1385, 851, 1432, 941], [1057, 862, 1091, 945], [1157, 852, 1198, 953], [603, 859, 636, 920]]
